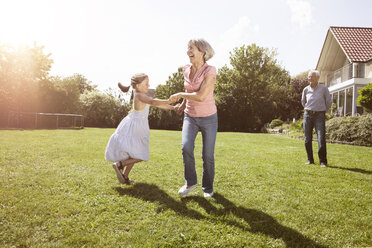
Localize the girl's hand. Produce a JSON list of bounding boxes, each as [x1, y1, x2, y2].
[[169, 93, 182, 103]]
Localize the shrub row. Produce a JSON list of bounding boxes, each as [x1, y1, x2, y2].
[[269, 119, 284, 129], [269, 115, 371, 146], [326, 115, 372, 146]]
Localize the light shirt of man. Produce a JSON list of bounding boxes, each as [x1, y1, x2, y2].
[[301, 84, 332, 111]]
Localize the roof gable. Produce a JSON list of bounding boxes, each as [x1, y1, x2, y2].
[[330, 26, 372, 63]]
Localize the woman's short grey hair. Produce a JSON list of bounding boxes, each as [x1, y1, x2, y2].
[[308, 70, 320, 78], [188, 38, 215, 61]]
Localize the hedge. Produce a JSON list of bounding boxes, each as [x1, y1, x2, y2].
[[326, 115, 372, 146], [269, 119, 284, 129]]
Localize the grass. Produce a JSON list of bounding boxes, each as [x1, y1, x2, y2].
[[0, 128, 371, 248]]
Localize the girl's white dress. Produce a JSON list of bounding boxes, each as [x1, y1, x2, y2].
[[105, 104, 150, 162]]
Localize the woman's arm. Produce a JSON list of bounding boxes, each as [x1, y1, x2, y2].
[[170, 75, 215, 102]]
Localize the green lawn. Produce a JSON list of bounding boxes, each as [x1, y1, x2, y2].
[[0, 128, 371, 248]]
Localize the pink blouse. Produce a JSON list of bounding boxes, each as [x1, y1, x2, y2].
[[183, 63, 217, 117]]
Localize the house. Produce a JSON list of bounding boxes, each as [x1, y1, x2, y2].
[[316, 26, 372, 116]]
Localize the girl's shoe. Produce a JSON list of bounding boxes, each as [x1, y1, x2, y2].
[[112, 162, 125, 184], [123, 175, 135, 184]]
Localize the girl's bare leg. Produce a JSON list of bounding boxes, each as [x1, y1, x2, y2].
[[123, 163, 135, 178], [113, 159, 142, 184], [120, 158, 142, 167], [120, 158, 142, 183], [115, 158, 142, 173]]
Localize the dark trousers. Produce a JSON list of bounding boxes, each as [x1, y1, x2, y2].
[[303, 111, 327, 164]]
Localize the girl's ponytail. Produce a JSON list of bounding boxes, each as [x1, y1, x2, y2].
[[118, 73, 148, 93], [118, 82, 130, 93]]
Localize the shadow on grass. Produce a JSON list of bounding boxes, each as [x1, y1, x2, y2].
[[115, 183, 325, 248], [114, 183, 204, 220], [183, 193, 326, 248], [327, 165, 372, 175]]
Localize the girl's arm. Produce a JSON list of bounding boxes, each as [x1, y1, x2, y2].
[[136, 92, 171, 106], [135, 92, 175, 111], [156, 104, 176, 111], [169, 76, 215, 102]]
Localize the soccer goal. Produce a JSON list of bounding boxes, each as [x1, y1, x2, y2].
[[7, 111, 84, 129]]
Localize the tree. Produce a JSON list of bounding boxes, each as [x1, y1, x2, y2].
[[287, 78, 309, 119], [79, 90, 130, 127], [215, 44, 290, 131], [154, 67, 185, 99], [294, 70, 310, 80], [69, 73, 97, 94], [0, 43, 53, 126], [149, 67, 184, 130], [357, 83, 372, 112], [105, 87, 128, 106], [36, 74, 97, 114]]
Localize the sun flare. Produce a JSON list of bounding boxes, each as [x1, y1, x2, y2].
[[0, 1, 56, 47]]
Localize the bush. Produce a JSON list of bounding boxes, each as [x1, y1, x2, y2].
[[357, 83, 372, 111], [269, 119, 284, 129], [290, 119, 303, 132], [326, 115, 372, 146], [79, 91, 129, 127]]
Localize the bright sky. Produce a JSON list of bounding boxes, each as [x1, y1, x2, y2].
[[1, 0, 371, 90]]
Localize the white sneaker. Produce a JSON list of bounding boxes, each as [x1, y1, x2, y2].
[[178, 185, 196, 196], [204, 192, 214, 198]]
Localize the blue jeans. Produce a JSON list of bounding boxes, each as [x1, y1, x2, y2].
[[303, 111, 327, 164], [181, 113, 218, 193]]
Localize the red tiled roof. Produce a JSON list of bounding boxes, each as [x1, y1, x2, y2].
[[330, 26, 372, 62]]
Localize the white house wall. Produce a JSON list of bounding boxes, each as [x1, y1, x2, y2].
[[366, 61, 372, 78]]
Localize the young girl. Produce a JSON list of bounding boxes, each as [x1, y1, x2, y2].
[[105, 73, 175, 184]]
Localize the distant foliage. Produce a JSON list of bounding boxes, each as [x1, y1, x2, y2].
[[79, 90, 130, 127], [0, 42, 104, 128], [287, 78, 308, 119], [294, 70, 310, 80], [269, 119, 284, 128], [0, 43, 53, 126], [357, 84, 372, 111], [149, 67, 184, 130], [216, 44, 290, 132], [290, 119, 303, 132], [326, 116, 372, 146], [0, 42, 319, 131]]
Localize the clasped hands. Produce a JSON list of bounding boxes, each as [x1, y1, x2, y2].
[[167, 93, 184, 115], [168, 93, 183, 103]]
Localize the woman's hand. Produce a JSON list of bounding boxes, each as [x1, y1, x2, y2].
[[174, 103, 186, 115], [169, 93, 183, 103], [169, 93, 181, 103]]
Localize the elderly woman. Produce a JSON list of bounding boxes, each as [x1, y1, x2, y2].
[[169, 38, 217, 198]]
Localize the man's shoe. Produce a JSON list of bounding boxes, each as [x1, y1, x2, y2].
[[178, 185, 196, 196], [320, 162, 327, 168], [204, 192, 214, 198], [305, 161, 314, 165]]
